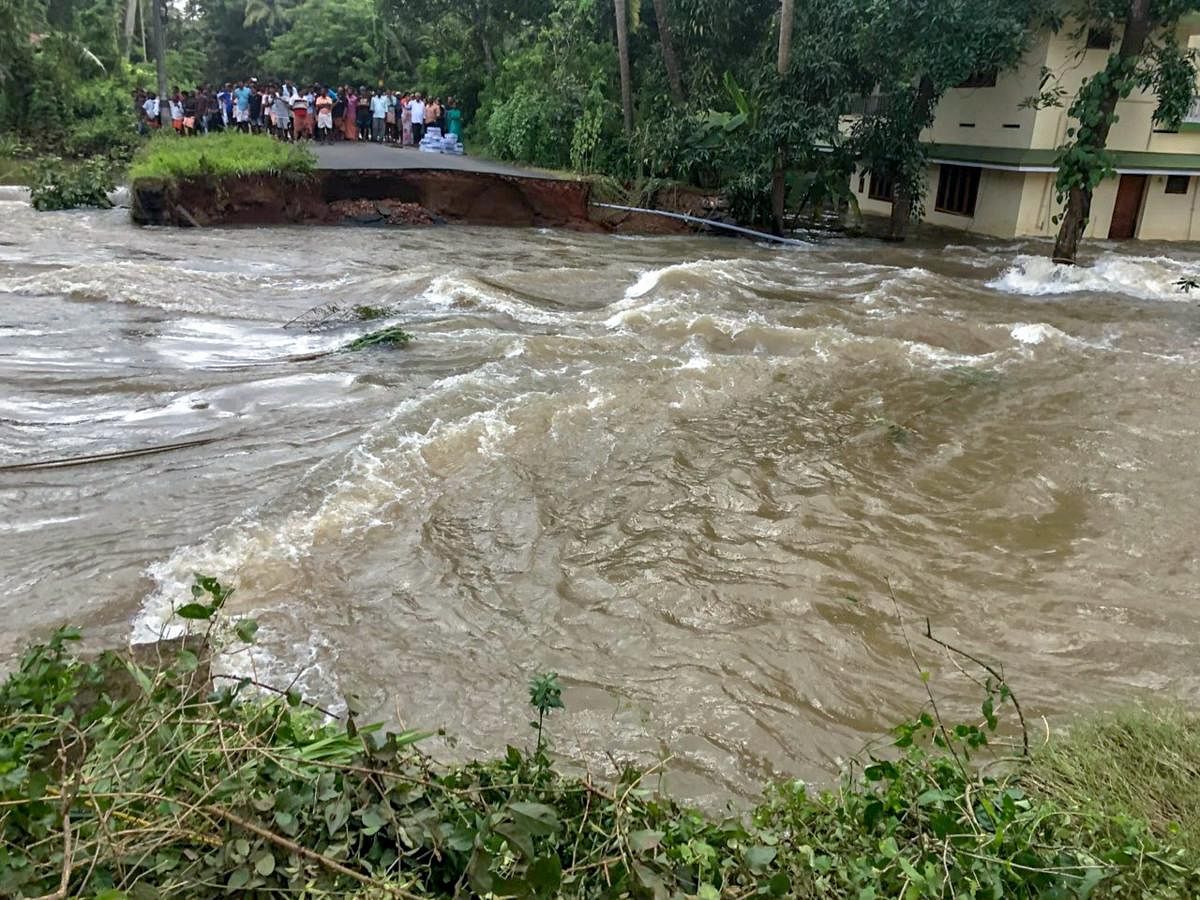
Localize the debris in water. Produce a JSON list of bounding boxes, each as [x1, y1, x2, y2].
[[285, 302, 396, 332], [343, 326, 414, 351]]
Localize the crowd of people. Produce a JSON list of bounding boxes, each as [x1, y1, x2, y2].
[[136, 80, 463, 146]]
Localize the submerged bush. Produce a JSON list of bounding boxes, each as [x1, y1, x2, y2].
[[29, 157, 115, 210], [0, 577, 1197, 897]]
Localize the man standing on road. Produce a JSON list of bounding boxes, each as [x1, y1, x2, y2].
[[370, 89, 389, 143], [234, 80, 253, 131], [410, 93, 426, 145]]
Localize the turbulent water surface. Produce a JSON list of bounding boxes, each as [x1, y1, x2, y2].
[[2, 186, 1199, 804]]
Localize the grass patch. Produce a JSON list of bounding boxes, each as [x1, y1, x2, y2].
[[1027, 706, 1200, 856], [129, 132, 316, 182], [0, 577, 1197, 898]]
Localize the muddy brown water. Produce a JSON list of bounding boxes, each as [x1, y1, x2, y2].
[[2, 186, 1199, 806]]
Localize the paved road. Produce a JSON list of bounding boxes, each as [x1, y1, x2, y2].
[[312, 143, 562, 179]]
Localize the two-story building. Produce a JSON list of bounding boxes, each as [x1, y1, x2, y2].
[[851, 17, 1200, 242]]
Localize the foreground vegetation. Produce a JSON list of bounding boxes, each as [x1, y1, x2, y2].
[[1, 577, 1197, 897], [128, 132, 316, 182]]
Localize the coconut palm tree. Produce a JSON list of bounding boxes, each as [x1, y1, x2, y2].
[[614, 0, 633, 134]]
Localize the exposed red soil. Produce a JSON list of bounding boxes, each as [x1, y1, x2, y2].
[[131, 170, 718, 237]]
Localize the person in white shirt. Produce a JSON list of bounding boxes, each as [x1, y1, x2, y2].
[[169, 96, 184, 132], [410, 95, 426, 144], [142, 94, 160, 128], [369, 90, 389, 143]]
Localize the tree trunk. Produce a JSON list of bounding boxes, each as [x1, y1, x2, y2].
[[770, 0, 795, 234], [888, 189, 913, 240], [123, 0, 138, 58], [1053, 0, 1154, 264], [651, 0, 685, 104], [776, 0, 794, 74], [615, 0, 634, 134], [479, 32, 496, 74], [140, 0, 148, 62], [887, 75, 937, 242], [151, 0, 170, 127]]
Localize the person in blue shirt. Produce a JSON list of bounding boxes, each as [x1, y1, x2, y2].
[[234, 81, 253, 131]]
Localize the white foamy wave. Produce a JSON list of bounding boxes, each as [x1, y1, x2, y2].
[[1011, 323, 1068, 346], [131, 368, 535, 645], [419, 274, 564, 326], [990, 254, 1200, 303], [621, 258, 746, 302]]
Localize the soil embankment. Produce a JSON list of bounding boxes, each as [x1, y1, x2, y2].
[[130, 169, 721, 234]]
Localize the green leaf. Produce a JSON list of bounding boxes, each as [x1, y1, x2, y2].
[[324, 797, 350, 835], [744, 845, 777, 870], [767, 872, 791, 896], [508, 802, 559, 835], [174, 649, 198, 673], [234, 618, 259, 643], [123, 659, 154, 695], [529, 854, 562, 894], [495, 822, 536, 861], [982, 696, 998, 730], [360, 806, 387, 836], [698, 886, 721, 900], [916, 788, 955, 806], [254, 851, 275, 877], [175, 603, 214, 620], [628, 829, 664, 853], [227, 866, 251, 890]]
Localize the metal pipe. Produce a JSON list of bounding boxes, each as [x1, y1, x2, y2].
[[590, 203, 808, 246]]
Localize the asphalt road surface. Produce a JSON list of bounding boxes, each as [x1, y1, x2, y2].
[[312, 143, 561, 179]]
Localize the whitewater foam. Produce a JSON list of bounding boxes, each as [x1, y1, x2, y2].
[[991, 253, 1200, 303]]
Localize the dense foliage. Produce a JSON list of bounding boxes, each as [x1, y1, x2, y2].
[[4, 0, 1198, 253], [1, 577, 1198, 897]]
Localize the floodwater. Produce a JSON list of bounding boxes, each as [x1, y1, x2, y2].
[[2, 186, 1199, 805]]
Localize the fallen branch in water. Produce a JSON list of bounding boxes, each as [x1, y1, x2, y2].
[[0, 436, 220, 472]]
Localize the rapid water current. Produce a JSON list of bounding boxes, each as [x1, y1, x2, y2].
[[2, 185, 1198, 805]]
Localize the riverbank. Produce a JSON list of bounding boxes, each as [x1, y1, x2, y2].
[[2, 606, 1197, 898], [124, 133, 722, 234]]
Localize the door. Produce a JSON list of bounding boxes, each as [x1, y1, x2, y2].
[[1108, 174, 1148, 240]]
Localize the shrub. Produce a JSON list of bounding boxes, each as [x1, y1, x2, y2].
[[485, 86, 574, 169], [1, 578, 1198, 898], [29, 157, 115, 210]]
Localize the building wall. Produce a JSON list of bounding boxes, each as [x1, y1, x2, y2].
[[848, 166, 1188, 241], [849, 20, 1200, 244], [924, 35, 1049, 150], [1030, 24, 1200, 154], [852, 166, 1030, 239], [921, 22, 1200, 156], [1138, 174, 1200, 241]]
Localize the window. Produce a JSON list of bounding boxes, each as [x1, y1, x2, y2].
[[958, 69, 998, 89], [1166, 175, 1191, 195], [868, 171, 895, 203], [1087, 28, 1113, 50], [934, 165, 982, 216]]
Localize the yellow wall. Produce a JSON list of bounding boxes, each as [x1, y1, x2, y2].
[[919, 21, 1200, 156], [1029, 23, 1200, 154], [1139, 175, 1200, 241], [925, 35, 1049, 149], [846, 166, 1200, 242]]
